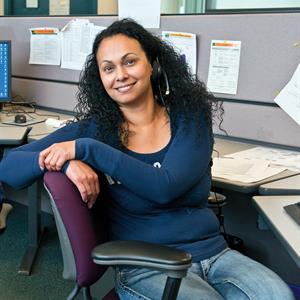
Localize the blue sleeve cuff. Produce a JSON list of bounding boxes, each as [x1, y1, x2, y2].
[[62, 161, 71, 174]]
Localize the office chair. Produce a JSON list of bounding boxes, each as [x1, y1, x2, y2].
[[43, 172, 192, 300], [208, 191, 244, 253]]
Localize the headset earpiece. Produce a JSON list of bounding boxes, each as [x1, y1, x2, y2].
[[151, 58, 162, 83], [151, 58, 170, 112], [151, 58, 170, 96]]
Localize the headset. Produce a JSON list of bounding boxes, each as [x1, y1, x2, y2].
[[151, 57, 170, 108]]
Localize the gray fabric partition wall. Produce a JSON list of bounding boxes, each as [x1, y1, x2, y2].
[[0, 13, 299, 148]]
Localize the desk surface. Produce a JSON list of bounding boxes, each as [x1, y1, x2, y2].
[[0, 108, 72, 144], [213, 138, 297, 194], [259, 174, 300, 195], [0, 126, 28, 145], [252, 195, 300, 268], [28, 114, 72, 142]]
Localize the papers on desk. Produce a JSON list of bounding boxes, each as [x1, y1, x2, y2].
[[212, 157, 286, 183], [225, 146, 300, 172], [212, 146, 300, 183]]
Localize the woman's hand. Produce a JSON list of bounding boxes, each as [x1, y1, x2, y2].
[[65, 160, 100, 208], [39, 141, 75, 171]]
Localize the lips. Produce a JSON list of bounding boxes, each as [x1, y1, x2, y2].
[[115, 82, 136, 93]]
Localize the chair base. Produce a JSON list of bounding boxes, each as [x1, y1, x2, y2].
[[67, 284, 92, 300]]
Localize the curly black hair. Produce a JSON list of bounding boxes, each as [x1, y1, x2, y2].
[[75, 18, 223, 148]]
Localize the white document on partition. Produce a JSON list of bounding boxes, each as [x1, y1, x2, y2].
[[225, 147, 300, 172], [212, 157, 286, 183], [274, 63, 300, 125], [207, 40, 241, 95], [61, 19, 105, 70], [49, 0, 70, 15], [161, 31, 197, 74], [29, 28, 61, 65], [118, 0, 161, 28]]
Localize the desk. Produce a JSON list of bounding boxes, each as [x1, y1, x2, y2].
[[0, 126, 28, 145], [252, 195, 300, 268], [213, 138, 298, 194], [0, 108, 72, 275], [259, 174, 300, 195], [20, 110, 71, 275], [27, 121, 68, 142]]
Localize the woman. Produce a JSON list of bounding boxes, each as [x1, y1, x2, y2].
[[0, 19, 294, 300]]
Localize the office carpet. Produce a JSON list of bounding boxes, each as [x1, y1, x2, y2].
[[0, 201, 74, 300]]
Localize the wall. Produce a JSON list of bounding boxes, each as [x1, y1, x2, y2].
[[0, 13, 299, 148]]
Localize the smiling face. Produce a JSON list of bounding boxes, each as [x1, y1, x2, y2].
[[96, 34, 154, 108]]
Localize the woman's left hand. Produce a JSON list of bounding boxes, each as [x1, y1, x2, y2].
[[39, 141, 75, 171]]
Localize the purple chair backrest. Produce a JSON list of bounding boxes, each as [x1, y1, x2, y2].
[[44, 172, 108, 287]]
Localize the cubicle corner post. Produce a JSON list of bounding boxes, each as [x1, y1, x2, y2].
[[18, 178, 46, 276]]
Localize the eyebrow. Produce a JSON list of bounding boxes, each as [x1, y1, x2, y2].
[[99, 52, 138, 66]]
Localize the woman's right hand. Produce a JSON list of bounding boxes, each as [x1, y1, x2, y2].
[[65, 160, 100, 208]]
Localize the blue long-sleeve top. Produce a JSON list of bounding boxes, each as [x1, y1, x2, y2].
[[0, 115, 226, 261]]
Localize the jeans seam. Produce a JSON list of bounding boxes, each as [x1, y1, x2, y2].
[[214, 279, 254, 300], [209, 248, 230, 265], [116, 269, 153, 300], [201, 248, 230, 280]]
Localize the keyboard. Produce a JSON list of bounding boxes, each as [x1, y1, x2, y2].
[[283, 202, 300, 226]]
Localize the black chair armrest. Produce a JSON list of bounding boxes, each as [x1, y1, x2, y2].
[[92, 240, 192, 279]]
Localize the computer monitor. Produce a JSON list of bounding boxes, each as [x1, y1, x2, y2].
[[0, 40, 12, 110]]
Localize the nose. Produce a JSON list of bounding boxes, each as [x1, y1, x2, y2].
[[116, 66, 129, 81]]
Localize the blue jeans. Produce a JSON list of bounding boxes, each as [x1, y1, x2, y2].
[[115, 248, 294, 300]]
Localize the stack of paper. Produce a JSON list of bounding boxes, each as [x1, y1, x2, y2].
[[225, 147, 300, 172], [212, 157, 286, 183]]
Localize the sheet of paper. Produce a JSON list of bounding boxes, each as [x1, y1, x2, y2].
[[26, 0, 38, 8], [61, 19, 105, 70], [212, 157, 286, 183], [274, 63, 300, 125], [225, 146, 300, 172], [161, 31, 197, 74], [29, 28, 61, 65], [207, 40, 241, 95], [49, 0, 70, 15], [118, 0, 161, 28]]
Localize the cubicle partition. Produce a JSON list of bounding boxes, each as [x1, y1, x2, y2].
[[0, 13, 299, 148]]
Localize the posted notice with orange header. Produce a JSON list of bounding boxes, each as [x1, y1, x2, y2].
[[207, 40, 242, 95]]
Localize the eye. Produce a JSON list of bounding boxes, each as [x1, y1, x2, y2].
[[124, 58, 135, 66], [102, 65, 114, 73]]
